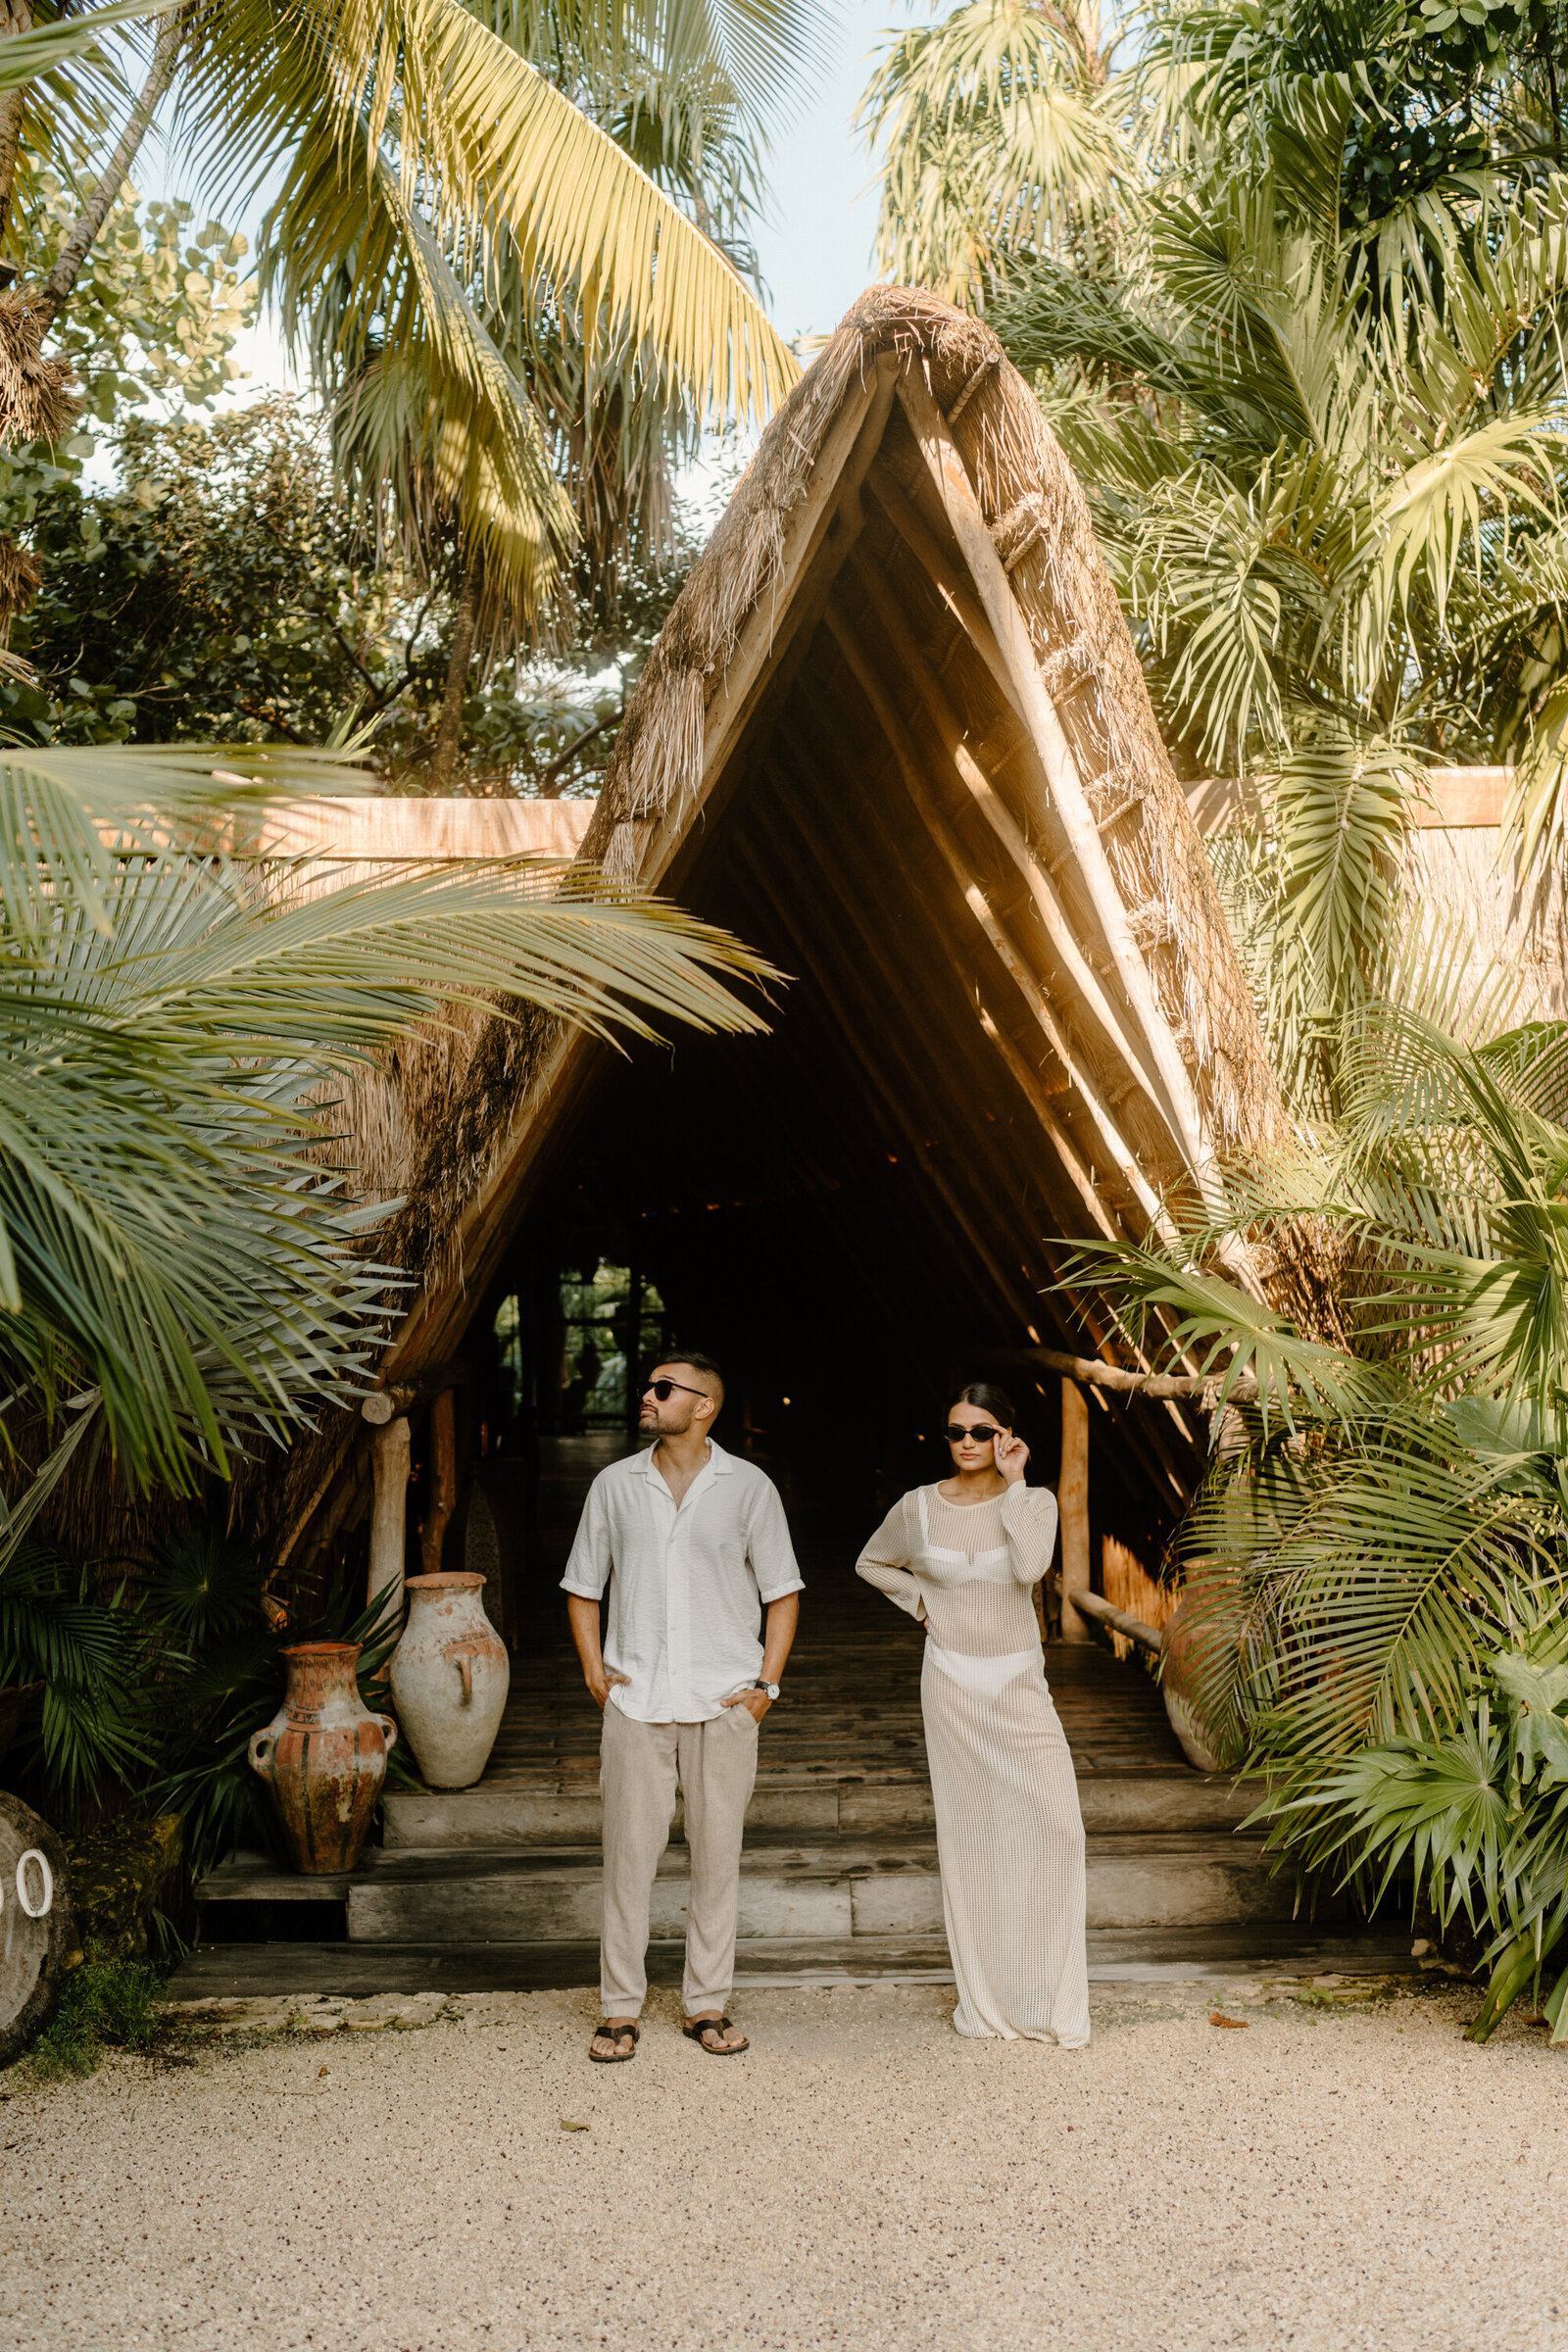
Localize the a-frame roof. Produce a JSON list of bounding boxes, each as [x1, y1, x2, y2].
[[272, 286, 1286, 1560]]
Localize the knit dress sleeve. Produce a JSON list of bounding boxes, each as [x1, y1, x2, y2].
[[855, 1493, 926, 1622], [1002, 1484, 1059, 1586]]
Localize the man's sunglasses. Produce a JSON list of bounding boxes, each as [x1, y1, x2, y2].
[[642, 1376, 707, 1402], [943, 1423, 1004, 1446]]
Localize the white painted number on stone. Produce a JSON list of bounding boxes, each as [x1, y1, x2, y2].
[[16, 1849, 52, 1919]]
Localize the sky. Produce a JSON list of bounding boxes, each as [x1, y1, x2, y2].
[[749, 0, 907, 347]]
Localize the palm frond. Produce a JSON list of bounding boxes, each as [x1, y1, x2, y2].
[[0, 0, 181, 91], [191, 0, 797, 427]]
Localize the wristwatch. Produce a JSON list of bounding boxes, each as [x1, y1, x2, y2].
[[753, 1680, 781, 1701]]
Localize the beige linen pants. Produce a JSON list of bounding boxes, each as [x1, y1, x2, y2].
[[599, 1699, 760, 2017]]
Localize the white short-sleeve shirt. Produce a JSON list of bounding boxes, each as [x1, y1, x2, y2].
[[561, 1440, 804, 1723]]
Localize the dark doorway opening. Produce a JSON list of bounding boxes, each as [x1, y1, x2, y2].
[[464, 1023, 1174, 1636]]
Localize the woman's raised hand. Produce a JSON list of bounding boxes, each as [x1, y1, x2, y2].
[[995, 1430, 1029, 1485]]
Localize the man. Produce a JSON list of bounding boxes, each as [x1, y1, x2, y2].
[[563, 1350, 802, 2063]]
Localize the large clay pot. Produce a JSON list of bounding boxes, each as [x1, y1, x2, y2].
[[1158, 1600, 1227, 1773], [0, 1789, 73, 2070], [248, 1642, 396, 1874], [390, 1572, 510, 1789]]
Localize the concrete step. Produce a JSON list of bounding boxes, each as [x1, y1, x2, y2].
[[332, 1831, 1301, 1942], [172, 1921, 1410, 2001], [381, 1771, 1264, 1848]]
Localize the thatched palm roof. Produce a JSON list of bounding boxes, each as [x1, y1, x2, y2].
[[272, 286, 1288, 1564]]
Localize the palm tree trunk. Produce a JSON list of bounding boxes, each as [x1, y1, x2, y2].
[[0, 2, 33, 252], [35, 7, 183, 328], [429, 565, 479, 789]]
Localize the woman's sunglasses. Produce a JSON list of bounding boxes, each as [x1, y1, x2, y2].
[[943, 1424, 1003, 1445]]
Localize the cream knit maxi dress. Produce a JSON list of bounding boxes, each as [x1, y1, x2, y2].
[[856, 1484, 1090, 2046]]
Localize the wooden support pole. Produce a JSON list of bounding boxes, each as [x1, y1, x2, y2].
[[368, 1415, 412, 1616], [1058, 1378, 1092, 1642], [421, 1389, 458, 1577]]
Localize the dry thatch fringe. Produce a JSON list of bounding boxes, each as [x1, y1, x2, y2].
[[0, 531, 43, 625], [0, 288, 79, 448]]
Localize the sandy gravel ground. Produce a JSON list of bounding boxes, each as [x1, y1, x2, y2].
[[1, 1976, 1563, 2352]]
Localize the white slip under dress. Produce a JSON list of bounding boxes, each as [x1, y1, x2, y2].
[[856, 1482, 1090, 2047]]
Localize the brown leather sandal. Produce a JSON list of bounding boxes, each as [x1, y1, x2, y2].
[[682, 2014, 748, 2055], [589, 2020, 640, 2063]]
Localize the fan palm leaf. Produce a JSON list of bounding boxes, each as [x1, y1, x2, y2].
[[858, 0, 1120, 311]]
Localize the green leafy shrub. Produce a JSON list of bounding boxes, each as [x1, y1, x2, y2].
[[24, 1958, 166, 2082]]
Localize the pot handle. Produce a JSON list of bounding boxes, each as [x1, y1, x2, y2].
[[248, 1728, 275, 1782], [373, 1713, 399, 1755], [442, 1639, 476, 1703]]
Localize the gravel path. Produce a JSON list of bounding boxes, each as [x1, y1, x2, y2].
[[1, 1976, 1563, 2352]]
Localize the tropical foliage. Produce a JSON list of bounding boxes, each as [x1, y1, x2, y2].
[[0, 0, 815, 777], [0, 1523, 402, 1878], [0, 740, 769, 1516], [0, 724, 769, 1844], [862, 0, 1568, 2038], [856, 0, 1120, 310], [1069, 978, 1568, 2036], [6, 395, 692, 786], [864, 0, 1568, 1090]]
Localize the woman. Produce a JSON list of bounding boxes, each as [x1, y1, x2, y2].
[[856, 1384, 1090, 2046]]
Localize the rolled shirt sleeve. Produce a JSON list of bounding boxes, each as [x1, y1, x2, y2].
[[748, 1475, 805, 1602], [561, 1470, 613, 1599]]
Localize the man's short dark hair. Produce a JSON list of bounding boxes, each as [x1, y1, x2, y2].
[[658, 1348, 725, 1406]]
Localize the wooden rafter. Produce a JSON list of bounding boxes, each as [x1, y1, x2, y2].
[[895, 366, 1218, 1203]]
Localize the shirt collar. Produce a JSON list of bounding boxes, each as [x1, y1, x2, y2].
[[636, 1437, 735, 1482]]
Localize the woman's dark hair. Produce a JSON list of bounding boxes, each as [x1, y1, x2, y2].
[[950, 1381, 1016, 1428]]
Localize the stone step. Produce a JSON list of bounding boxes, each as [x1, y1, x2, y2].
[[329, 1832, 1301, 1942], [382, 1772, 1263, 1848]]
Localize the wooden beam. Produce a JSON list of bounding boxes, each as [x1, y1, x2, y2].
[[786, 680, 1149, 1269], [1055, 1578, 1163, 1654], [755, 745, 1074, 1262], [821, 603, 1177, 1244], [368, 1415, 411, 1614], [863, 460, 1025, 726], [361, 1360, 473, 1423], [419, 1389, 458, 1577], [751, 744, 1188, 1516], [989, 1342, 1257, 1405], [847, 547, 1173, 1139], [730, 823, 1040, 1343], [895, 365, 1219, 1207]]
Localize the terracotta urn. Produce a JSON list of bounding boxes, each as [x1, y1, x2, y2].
[[389, 1572, 510, 1789], [1158, 1600, 1227, 1773], [248, 1642, 397, 1874]]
